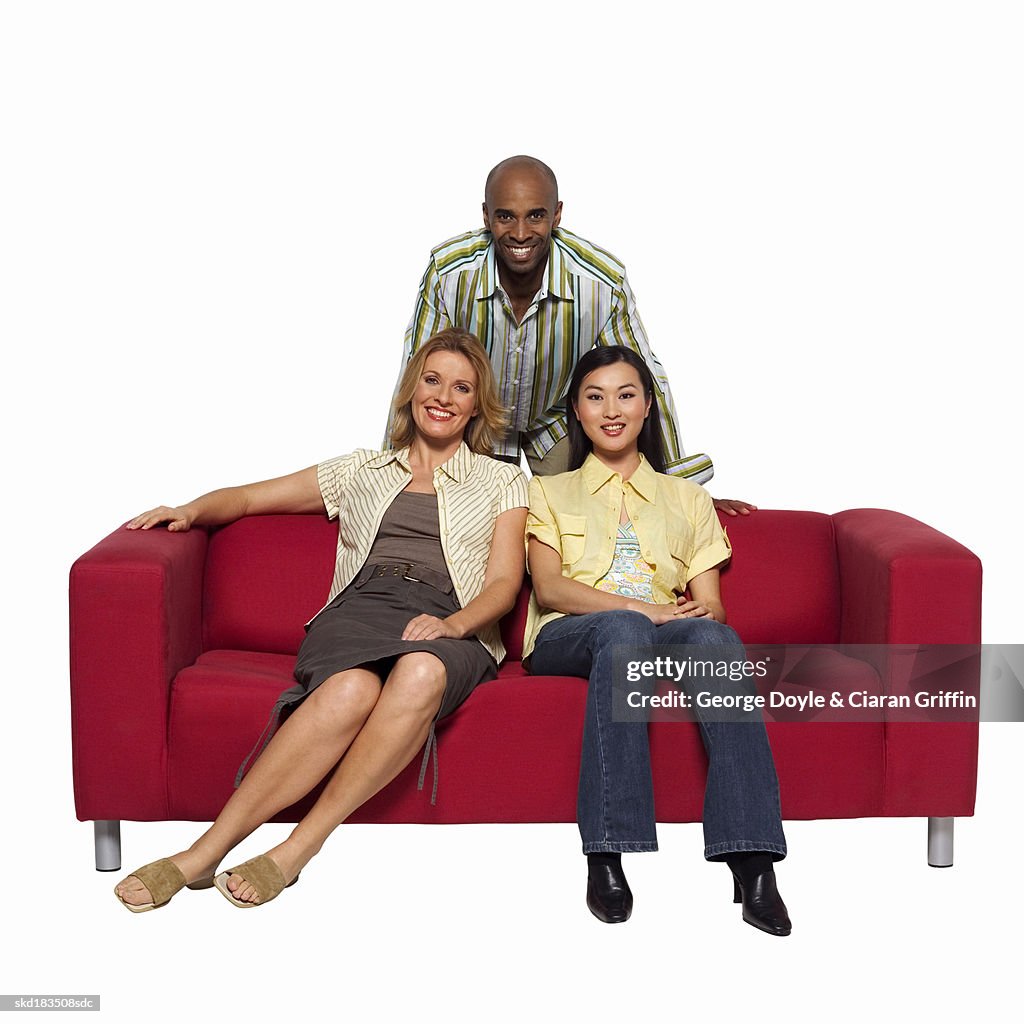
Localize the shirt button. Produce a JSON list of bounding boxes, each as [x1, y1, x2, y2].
[[512, 379, 519, 386]]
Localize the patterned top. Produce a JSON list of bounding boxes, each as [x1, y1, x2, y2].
[[387, 227, 713, 482], [594, 521, 656, 602], [312, 443, 529, 663]]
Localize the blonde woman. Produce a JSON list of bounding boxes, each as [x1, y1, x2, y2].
[[114, 328, 528, 911]]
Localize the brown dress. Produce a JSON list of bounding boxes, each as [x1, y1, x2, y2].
[[234, 491, 498, 800]]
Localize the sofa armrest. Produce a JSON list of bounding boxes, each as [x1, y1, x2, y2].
[[70, 524, 207, 820], [833, 508, 982, 645], [833, 509, 982, 816]]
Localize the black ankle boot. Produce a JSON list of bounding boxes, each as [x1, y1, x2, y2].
[[586, 853, 633, 924], [726, 854, 792, 936]]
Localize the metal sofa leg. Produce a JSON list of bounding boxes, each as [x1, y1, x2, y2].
[[94, 820, 122, 872], [927, 816, 954, 867]]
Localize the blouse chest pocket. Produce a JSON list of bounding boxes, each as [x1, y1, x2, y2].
[[556, 513, 588, 567]]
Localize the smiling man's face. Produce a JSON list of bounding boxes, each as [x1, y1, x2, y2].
[[482, 164, 562, 288]]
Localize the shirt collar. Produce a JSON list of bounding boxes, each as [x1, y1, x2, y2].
[[546, 231, 574, 300], [478, 240, 498, 300], [368, 448, 411, 472], [476, 232, 574, 302], [438, 441, 473, 482], [580, 452, 658, 502], [373, 442, 472, 483]]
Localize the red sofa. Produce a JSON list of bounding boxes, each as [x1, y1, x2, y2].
[[69, 509, 981, 872]]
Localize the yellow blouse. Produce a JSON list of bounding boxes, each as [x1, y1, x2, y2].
[[523, 453, 732, 658]]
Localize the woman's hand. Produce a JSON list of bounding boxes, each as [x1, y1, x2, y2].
[[624, 597, 724, 624], [628, 600, 693, 625], [674, 598, 721, 620], [402, 614, 466, 642], [126, 506, 196, 532], [683, 569, 727, 623]]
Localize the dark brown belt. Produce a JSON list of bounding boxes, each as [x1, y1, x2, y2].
[[355, 561, 453, 594]]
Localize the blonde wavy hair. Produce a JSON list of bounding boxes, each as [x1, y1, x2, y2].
[[390, 328, 508, 455]]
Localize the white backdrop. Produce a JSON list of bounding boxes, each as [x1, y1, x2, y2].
[[2, 2, 1021, 1020]]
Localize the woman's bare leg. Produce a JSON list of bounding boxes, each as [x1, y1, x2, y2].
[[114, 667, 382, 906], [223, 652, 446, 904]]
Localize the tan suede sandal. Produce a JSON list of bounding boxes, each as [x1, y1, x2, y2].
[[214, 855, 299, 908], [114, 858, 215, 913]]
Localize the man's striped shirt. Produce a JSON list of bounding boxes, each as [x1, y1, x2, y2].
[[389, 227, 713, 482]]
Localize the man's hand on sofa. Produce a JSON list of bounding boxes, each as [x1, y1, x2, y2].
[[714, 498, 757, 517]]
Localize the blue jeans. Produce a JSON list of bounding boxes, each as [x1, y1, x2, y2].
[[530, 610, 787, 859]]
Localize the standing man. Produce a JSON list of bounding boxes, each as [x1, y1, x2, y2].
[[388, 155, 753, 514]]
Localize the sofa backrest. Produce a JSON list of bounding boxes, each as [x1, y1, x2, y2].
[[204, 515, 337, 655], [202, 509, 842, 657], [716, 511, 840, 645]]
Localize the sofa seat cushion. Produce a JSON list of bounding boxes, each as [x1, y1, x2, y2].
[[166, 648, 886, 824]]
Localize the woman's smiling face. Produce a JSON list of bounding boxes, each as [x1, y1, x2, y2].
[[573, 360, 652, 461], [410, 350, 479, 444]]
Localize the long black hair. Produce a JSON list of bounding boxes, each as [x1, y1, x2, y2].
[[565, 346, 667, 473]]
